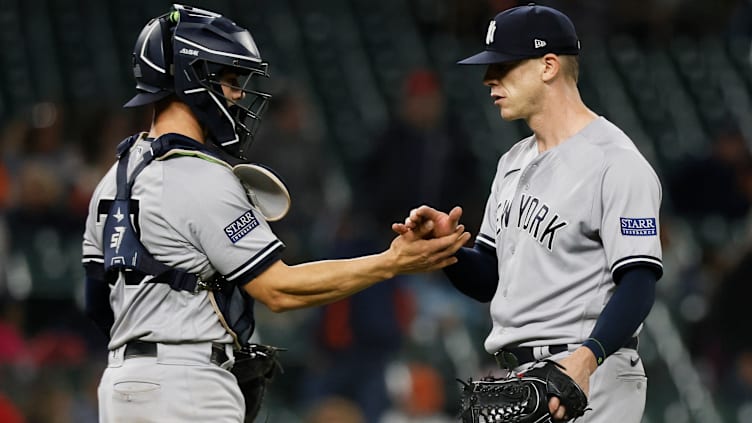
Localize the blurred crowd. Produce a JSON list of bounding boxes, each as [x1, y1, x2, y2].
[[2, 0, 752, 422]]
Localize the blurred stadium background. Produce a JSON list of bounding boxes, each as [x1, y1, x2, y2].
[[1, 0, 752, 422]]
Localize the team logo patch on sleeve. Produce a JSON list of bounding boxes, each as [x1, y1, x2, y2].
[[620, 217, 657, 236], [225, 210, 259, 243]]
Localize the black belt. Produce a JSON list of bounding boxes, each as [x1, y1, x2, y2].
[[123, 340, 230, 367], [494, 337, 639, 369]]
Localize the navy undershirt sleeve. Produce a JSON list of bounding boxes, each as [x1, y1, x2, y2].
[[582, 266, 657, 365], [442, 243, 498, 302], [84, 262, 114, 338]]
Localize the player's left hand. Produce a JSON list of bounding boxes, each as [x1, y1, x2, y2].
[[549, 347, 596, 420]]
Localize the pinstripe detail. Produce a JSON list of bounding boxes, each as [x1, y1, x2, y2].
[[611, 255, 662, 274], [226, 240, 284, 282]]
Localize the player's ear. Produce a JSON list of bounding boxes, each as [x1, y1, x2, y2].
[[541, 54, 560, 82]]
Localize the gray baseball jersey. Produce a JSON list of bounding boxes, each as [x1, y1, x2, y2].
[[476, 117, 662, 354], [82, 134, 284, 350]]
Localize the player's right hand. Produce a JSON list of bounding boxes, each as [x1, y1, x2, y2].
[[392, 205, 463, 239], [388, 224, 470, 274]]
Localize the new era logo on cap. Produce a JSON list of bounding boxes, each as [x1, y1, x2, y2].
[[458, 3, 580, 65]]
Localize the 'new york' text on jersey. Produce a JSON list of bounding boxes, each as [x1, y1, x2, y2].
[[476, 117, 663, 353]]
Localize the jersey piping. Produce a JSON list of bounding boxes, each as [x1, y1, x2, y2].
[[226, 239, 284, 284], [611, 255, 663, 277]]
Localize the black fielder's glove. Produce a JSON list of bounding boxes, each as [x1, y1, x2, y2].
[[459, 360, 589, 422], [231, 344, 284, 422]]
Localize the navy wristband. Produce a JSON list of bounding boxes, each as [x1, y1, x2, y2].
[[582, 338, 607, 366]]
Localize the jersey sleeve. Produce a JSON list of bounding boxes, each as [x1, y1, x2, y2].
[[82, 206, 104, 266], [82, 169, 114, 267], [599, 153, 663, 280], [477, 172, 500, 252], [165, 160, 285, 286]]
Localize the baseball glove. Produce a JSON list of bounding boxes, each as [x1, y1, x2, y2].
[[231, 343, 284, 422], [459, 360, 588, 422], [232, 163, 291, 222]]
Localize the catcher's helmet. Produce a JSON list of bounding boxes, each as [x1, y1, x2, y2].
[[124, 4, 271, 160]]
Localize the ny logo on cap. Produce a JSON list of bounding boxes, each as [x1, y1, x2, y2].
[[486, 20, 496, 45], [534, 39, 547, 48]]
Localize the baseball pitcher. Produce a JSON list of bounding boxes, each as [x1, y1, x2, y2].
[[395, 4, 662, 422]]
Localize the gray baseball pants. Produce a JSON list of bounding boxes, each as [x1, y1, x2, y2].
[[98, 342, 243, 422]]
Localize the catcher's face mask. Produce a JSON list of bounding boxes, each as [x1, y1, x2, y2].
[[191, 61, 271, 161], [170, 4, 272, 161]]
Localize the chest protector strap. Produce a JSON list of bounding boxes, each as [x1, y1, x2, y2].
[[103, 134, 205, 291], [102, 133, 255, 345]]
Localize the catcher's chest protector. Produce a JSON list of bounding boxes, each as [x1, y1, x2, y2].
[[102, 133, 255, 345]]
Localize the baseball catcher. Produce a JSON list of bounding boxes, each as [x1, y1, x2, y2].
[[459, 361, 589, 422], [83, 4, 471, 422]]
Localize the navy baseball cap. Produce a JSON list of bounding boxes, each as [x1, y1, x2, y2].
[[458, 3, 580, 65]]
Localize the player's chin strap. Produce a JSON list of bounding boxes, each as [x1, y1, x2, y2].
[[103, 133, 255, 345]]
